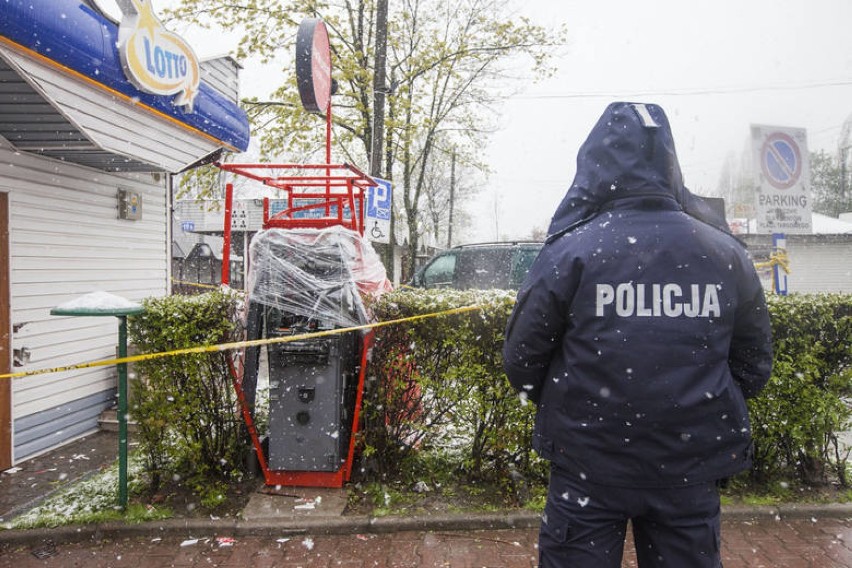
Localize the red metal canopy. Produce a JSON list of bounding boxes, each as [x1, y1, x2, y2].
[[216, 162, 376, 234]]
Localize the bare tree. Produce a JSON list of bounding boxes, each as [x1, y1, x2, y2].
[[166, 0, 563, 274]]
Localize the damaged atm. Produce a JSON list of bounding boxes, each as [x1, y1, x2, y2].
[[218, 18, 391, 487], [247, 229, 363, 473], [219, 162, 391, 488], [219, 164, 391, 487], [242, 220, 389, 486]]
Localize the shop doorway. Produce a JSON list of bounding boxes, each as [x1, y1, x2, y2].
[[0, 192, 9, 469]]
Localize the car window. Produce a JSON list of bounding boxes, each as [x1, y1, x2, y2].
[[510, 246, 542, 289], [420, 252, 457, 287], [456, 248, 512, 289]]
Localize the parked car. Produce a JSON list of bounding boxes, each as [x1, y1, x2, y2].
[[410, 241, 543, 290]]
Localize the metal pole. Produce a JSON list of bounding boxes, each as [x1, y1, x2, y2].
[[772, 233, 788, 296], [841, 157, 847, 218], [117, 315, 129, 509], [448, 150, 455, 247], [326, 99, 333, 165], [222, 183, 233, 285], [371, 0, 393, 277], [370, 0, 389, 178], [326, 100, 333, 215]]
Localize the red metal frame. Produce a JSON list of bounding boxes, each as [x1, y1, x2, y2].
[[227, 332, 374, 489], [216, 154, 378, 488], [215, 162, 375, 234]]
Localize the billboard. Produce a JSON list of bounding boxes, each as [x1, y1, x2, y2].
[[751, 124, 812, 234]]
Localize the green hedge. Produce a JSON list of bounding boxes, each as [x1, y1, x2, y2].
[[364, 289, 545, 486], [128, 289, 246, 495], [367, 290, 852, 489], [749, 293, 852, 485], [126, 288, 851, 495]]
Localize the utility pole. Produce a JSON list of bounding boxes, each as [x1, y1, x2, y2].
[[839, 114, 852, 217], [447, 150, 455, 247], [371, 0, 391, 278], [370, 0, 388, 178]]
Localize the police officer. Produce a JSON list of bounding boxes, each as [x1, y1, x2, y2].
[[503, 102, 773, 568]]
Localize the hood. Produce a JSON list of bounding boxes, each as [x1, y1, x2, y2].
[[547, 102, 729, 240]]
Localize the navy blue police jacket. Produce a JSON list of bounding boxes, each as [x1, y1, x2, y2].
[[503, 102, 773, 488]]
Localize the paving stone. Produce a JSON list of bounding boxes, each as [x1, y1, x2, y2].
[[4, 433, 852, 566], [3, 521, 852, 567]]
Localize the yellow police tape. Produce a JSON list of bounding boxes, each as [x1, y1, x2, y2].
[[754, 248, 790, 274], [0, 305, 483, 380], [170, 279, 221, 290], [753, 248, 790, 293], [3, 251, 786, 381]]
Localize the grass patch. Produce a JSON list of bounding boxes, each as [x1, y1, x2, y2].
[[720, 475, 852, 508], [6, 456, 169, 529], [346, 449, 549, 517]]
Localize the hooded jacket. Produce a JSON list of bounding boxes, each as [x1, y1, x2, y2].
[[503, 102, 773, 487]]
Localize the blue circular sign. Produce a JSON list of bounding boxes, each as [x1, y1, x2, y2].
[[760, 132, 801, 190]]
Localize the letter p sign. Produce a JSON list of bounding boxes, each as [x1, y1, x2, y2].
[[596, 284, 615, 316]]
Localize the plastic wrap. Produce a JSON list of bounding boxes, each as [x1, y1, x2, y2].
[[247, 226, 392, 330]]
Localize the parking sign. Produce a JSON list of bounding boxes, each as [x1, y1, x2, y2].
[[366, 178, 392, 244], [751, 124, 812, 234]]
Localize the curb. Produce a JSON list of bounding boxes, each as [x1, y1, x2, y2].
[[0, 512, 539, 547], [2, 504, 852, 548], [720, 502, 852, 521]]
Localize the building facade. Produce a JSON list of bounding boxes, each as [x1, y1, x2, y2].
[[0, 0, 250, 467]]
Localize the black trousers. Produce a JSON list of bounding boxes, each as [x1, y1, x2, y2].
[[539, 465, 722, 568]]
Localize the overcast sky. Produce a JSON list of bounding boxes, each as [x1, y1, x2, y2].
[[147, 0, 852, 242], [480, 0, 852, 240]]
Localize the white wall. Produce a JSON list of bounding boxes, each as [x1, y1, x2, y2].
[[785, 238, 852, 294], [0, 140, 169, 461], [744, 234, 852, 294]]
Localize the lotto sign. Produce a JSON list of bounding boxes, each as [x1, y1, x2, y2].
[[366, 178, 392, 244], [751, 125, 812, 234]]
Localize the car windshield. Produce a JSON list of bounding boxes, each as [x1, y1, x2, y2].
[[413, 243, 542, 290]]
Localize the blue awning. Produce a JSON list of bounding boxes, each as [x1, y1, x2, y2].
[[0, 0, 250, 168]]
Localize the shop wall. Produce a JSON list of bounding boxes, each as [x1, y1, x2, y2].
[[785, 238, 852, 293], [0, 141, 169, 462], [742, 234, 852, 294]]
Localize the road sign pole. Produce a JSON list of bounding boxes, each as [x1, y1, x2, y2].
[[772, 232, 788, 295]]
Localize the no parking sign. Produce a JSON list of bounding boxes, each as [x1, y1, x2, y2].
[[751, 124, 812, 234]]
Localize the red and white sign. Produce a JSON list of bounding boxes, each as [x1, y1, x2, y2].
[[751, 124, 812, 234], [296, 19, 332, 113]]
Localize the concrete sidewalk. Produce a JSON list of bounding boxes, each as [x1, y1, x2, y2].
[[0, 430, 118, 523]]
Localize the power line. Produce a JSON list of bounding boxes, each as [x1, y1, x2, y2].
[[507, 79, 852, 100]]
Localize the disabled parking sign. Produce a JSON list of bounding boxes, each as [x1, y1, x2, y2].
[[365, 178, 392, 244]]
